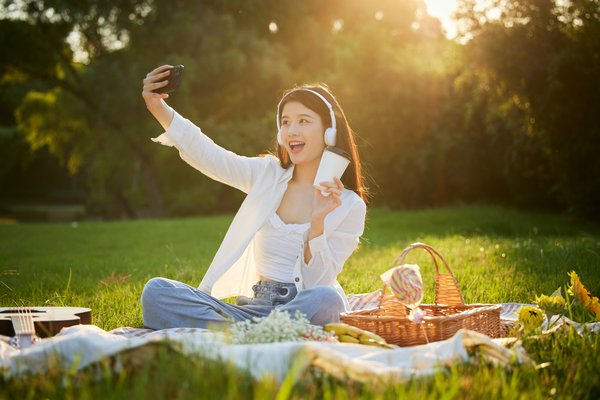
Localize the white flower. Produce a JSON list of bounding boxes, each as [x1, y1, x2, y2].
[[228, 310, 335, 344]]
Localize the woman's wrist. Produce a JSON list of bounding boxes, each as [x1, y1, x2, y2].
[[308, 218, 324, 241], [305, 220, 322, 264], [147, 99, 174, 131]]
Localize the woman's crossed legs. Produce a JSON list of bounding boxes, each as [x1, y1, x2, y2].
[[141, 277, 345, 330]]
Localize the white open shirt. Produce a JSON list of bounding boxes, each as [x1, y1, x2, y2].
[[152, 111, 366, 311]]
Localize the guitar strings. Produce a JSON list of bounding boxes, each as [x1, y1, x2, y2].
[[12, 299, 35, 336], [27, 305, 34, 334]]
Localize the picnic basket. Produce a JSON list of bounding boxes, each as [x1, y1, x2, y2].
[[340, 242, 502, 346]]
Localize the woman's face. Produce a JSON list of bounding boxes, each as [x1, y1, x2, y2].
[[280, 101, 326, 167]]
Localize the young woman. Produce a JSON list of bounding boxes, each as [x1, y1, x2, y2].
[[140, 65, 367, 329]]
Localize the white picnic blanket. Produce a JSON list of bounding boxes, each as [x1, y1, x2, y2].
[[1, 303, 597, 383], [0, 324, 514, 383]]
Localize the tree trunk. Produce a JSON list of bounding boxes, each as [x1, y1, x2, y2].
[[142, 161, 165, 218]]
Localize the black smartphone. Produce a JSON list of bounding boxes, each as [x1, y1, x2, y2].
[[155, 65, 184, 94]]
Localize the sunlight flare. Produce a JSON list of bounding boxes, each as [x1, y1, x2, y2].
[[424, 0, 499, 38]]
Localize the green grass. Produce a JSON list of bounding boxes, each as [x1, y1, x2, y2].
[[1, 205, 599, 399]]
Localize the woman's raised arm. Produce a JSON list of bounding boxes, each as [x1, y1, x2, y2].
[[142, 65, 272, 194]]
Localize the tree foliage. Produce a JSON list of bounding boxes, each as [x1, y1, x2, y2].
[[1, 0, 598, 219], [455, 0, 600, 216]]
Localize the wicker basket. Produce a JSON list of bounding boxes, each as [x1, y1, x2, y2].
[[340, 243, 502, 347]]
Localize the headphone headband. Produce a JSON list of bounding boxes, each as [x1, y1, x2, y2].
[[276, 88, 337, 135]]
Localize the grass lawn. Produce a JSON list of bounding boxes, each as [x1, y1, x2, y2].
[[0, 205, 599, 399]]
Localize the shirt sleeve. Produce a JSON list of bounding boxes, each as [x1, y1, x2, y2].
[[300, 196, 367, 288], [152, 110, 272, 194]]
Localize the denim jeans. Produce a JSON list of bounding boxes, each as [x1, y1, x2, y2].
[[141, 277, 345, 329]]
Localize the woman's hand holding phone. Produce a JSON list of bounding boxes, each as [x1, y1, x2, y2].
[[142, 65, 176, 131], [142, 65, 173, 100]]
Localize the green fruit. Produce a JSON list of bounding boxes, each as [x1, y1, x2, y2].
[[324, 323, 362, 338], [359, 338, 381, 346], [359, 338, 395, 349], [325, 323, 390, 346], [357, 330, 387, 343], [338, 334, 360, 343]]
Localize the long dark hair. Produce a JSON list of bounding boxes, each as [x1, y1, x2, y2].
[[275, 83, 367, 202]]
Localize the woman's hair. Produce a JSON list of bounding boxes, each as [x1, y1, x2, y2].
[[276, 83, 367, 202]]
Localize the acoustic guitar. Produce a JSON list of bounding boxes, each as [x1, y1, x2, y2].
[[0, 307, 92, 338]]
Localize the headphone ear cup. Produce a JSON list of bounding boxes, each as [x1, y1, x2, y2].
[[324, 128, 336, 147], [277, 130, 283, 146]]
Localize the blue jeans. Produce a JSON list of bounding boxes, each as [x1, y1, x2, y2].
[[141, 277, 345, 329]]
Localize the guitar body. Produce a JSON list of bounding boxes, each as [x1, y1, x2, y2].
[[0, 307, 92, 338]]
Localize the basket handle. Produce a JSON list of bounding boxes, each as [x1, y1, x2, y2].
[[391, 242, 449, 274], [390, 242, 464, 306]]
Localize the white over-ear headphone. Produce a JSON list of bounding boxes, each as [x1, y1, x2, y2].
[[276, 88, 337, 147]]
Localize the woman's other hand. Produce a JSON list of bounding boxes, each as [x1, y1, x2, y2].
[[310, 178, 344, 230], [142, 65, 175, 130], [304, 177, 344, 263], [310, 177, 343, 224]]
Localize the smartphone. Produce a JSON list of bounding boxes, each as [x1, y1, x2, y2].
[[155, 65, 184, 94]]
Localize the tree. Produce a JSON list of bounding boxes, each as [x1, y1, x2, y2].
[[2, 0, 291, 218], [455, 0, 600, 217], [4, 0, 597, 219], [1, 0, 166, 218]]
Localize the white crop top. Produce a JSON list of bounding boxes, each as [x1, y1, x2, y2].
[[254, 213, 310, 283]]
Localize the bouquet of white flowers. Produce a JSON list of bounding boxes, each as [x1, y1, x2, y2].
[[228, 310, 336, 344]]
